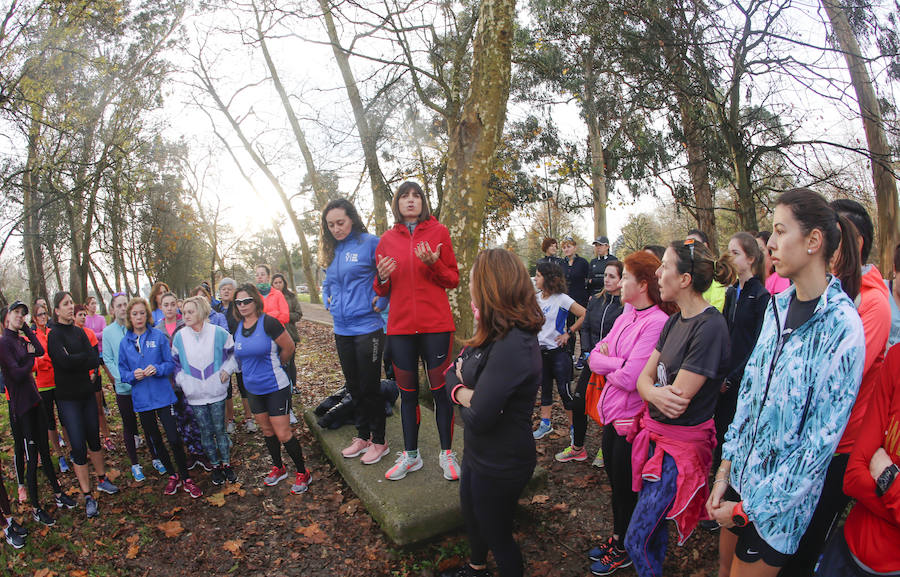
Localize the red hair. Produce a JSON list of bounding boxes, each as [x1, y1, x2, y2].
[[623, 251, 678, 316]]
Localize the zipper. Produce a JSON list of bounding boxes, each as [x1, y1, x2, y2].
[[409, 225, 418, 334], [598, 309, 637, 424]]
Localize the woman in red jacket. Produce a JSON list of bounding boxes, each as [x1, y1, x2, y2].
[[374, 181, 460, 482]]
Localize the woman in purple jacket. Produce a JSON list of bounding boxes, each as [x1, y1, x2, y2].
[[586, 251, 674, 575]]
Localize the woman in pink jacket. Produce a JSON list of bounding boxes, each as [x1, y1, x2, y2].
[[586, 251, 675, 576]]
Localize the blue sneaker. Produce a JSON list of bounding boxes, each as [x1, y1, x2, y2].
[[533, 421, 553, 440], [97, 478, 119, 495], [589, 536, 616, 561], [590, 547, 632, 575], [85, 496, 99, 519], [58, 456, 69, 473], [131, 464, 145, 482], [152, 459, 167, 476]]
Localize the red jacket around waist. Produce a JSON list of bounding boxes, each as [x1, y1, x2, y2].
[[373, 216, 458, 335]]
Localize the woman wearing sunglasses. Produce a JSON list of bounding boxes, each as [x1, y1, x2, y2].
[[232, 284, 310, 494], [623, 238, 735, 577]]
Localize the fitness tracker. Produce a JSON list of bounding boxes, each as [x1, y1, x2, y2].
[[876, 463, 899, 497], [732, 501, 749, 528]]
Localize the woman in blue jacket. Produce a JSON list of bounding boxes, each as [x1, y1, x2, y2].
[[321, 199, 391, 465], [118, 298, 201, 499]]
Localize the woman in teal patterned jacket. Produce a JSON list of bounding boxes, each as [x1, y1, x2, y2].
[[707, 188, 865, 576]]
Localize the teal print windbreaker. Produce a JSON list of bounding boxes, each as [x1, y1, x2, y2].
[[722, 275, 864, 555]]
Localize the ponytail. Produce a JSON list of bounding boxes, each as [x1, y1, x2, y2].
[[832, 214, 861, 301], [713, 251, 738, 288], [669, 240, 735, 294]]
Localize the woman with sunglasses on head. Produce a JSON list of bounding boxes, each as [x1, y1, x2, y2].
[[118, 298, 202, 498], [0, 301, 78, 528], [321, 199, 390, 465], [374, 181, 461, 482], [47, 291, 118, 519], [624, 238, 736, 577], [443, 248, 544, 577], [233, 284, 310, 494], [584, 252, 675, 576], [31, 302, 70, 474], [708, 188, 865, 577]]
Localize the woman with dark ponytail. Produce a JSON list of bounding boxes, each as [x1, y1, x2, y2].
[[708, 188, 865, 576], [623, 238, 734, 577]]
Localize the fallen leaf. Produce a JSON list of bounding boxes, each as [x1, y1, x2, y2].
[[160, 506, 183, 517], [34, 569, 57, 577], [126, 544, 140, 559], [223, 539, 244, 556], [339, 499, 361, 515], [206, 492, 226, 507], [157, 520, 184, 538], [295, 523, 327, 544], [70, 571, 88, 577], [223, 483, 245, 496], [531, 494, 550, 504], [105, 468, 121, 481], [126, 534, 139, 545]]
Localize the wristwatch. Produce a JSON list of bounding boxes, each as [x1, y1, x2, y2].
[[876, 463, 899, 497], [732, 501, 749, 528]]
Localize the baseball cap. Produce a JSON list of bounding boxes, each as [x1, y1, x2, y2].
[[593, 236, 610, 245]]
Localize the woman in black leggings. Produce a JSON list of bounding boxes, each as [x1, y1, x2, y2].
[[0, 302, 77, 526], [445, 248, 544, 577]]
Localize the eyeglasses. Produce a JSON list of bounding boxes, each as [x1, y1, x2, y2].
[[112, 292, 126, 298], [234, 298, 255, 306], [35, 312, 48, 317], [683, 238, 696, 277]]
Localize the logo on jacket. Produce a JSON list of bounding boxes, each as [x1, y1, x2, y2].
[[345, 252, 359, 263], [147, 341, 157, 348]]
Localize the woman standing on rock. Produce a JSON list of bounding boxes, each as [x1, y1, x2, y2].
[[444, 248, 544, 577], [321, 199, 390, 465], [374, 181, 460, 482]]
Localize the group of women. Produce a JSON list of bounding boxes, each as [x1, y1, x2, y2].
[[0, 184, 897, 577]]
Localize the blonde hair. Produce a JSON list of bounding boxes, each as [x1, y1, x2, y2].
[[182, 295, 211, 321]]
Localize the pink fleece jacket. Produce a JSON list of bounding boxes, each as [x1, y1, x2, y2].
[[589, 303, 669, 432], [627, 407, 717, 544]]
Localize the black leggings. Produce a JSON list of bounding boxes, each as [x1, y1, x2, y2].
[[8, 400, 25, 486], [778, 453, 850, 577], [570, 367, 592, 447], [602, 423, 638, 539], [335, 330, 386, 444], [56, 397, 101, 466], [117, 393, 158, 465], [138, 405, 190, 480], [20, 404, 63, 508], [460, 460, 531, 576], [0, 456, 11, 519], [389, 332, 454, 452]]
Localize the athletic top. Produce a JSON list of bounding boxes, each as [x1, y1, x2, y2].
[[84, 314, 106, 352], [47, 321, 99, 402], [102, 321, 130, 394], [0, 326, 43, 417], [536, 292, 575, 350], [323, 231, 389, 337], [887, 279, 900, 349], [32, 325, 55, 391], [561, 254, 590, 306], [234, 314, 289, 395], [118, 327, 176, 413]]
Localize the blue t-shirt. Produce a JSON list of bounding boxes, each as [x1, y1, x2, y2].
[[234, 314, 290, 395]]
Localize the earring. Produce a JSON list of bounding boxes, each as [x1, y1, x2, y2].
[[807, 249, 813, 254]]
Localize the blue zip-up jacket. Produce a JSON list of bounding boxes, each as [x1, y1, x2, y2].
[[118, 327, 177, 413], [322, 231, 389, 336], [722, 275, 865, 555]]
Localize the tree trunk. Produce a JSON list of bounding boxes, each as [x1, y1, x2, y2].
[[583, 47, 607, 239], [822, 0, 900, 269], [678, 94, 719, 253], [273, 224, 296, 288], [441, 0, 516, 340], [317, 0, 392, 232], [22, 102, 47, 302]]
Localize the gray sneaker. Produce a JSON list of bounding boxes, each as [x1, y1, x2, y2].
[[85, 496, 99, 519], [97, 478, 119, 494], [385, 451, 423, 481]]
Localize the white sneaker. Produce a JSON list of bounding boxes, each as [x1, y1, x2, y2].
[[438, 450, 460, 481], [245, 419, 258, 433], [289, 411, 298, 425], [384, 451, 423, 481], [226, 421, 236, 434]]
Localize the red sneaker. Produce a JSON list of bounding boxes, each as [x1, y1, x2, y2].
[[263, 466, 287, 486], [290, 470, 311, 494], [183, 478, 203, 499], [163, 475, 182, 495]]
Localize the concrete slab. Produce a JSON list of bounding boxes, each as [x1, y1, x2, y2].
[[304, 406, 546, 546]]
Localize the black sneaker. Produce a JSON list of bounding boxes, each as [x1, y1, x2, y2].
[[32, 508, 56, 527], [222, 465, 237, 483], [4, 527, 25, 549], [6, 520, 26, 537], [211, 467, 226, 486], [440, 566, 492, 577], [55, 493, 77, 509]]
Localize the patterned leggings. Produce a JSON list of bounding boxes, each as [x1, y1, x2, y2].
[[624, 449, 678, 577]]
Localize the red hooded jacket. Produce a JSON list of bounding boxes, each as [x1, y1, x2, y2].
[[373, 216, 458, 335]]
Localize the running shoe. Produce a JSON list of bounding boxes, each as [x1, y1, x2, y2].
[[590, 547, 632, 575], [195, 458, 213, 472], [226, 420, 236, 434], [4, 527, 25, 549], [103, 437, 116, 452], [385, 451, 423, 481], [245, 419, 258, 433], [152, 459, 167, 476], [211, 467, 226, 486], [131, 464, 145, 482], [58, 456, 70, 473], [290, 470, 311, 494], [575, 353, 586, 370], [533, 421, 553, 440], [59, 438, 66, 448], [263, 466, 288, 486], [360, 443, 390, 465], [341, 437, 372, 458], [134, 435, 144, 449], [555, 446, 588, 463], [85, 495, 99, 518], [289, 411, 298, 425], [439, 450, 460, 481], [592, 448, 605, 468], [589, 536, 617, 561], [222, 465, 237, 483], [97, 478, 119, 494], [183, 478, 203, 499], [163, 475, 183, 495], [6, 520, 26, 537], [32, 508, 55, 527], [186, 457, 198, 470], [55, 493, 77, 509]]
